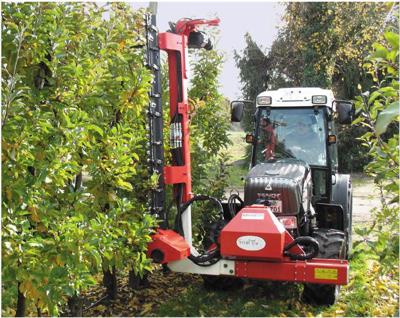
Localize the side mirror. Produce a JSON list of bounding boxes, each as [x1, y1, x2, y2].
[[245, 133, 255, 144], [231, 101, 244, 122], [327, 134, 337, 144], [334, 100, 354, 124]]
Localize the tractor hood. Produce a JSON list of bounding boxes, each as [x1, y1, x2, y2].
[[244, 159, 311, 215]]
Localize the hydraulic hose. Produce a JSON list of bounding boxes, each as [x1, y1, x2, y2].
[[176, 195, 224, 266], [227, 193, 244, 218], [284, 236, 319, 260]]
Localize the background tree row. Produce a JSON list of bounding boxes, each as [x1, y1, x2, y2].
[[234, 2, 394, 172]]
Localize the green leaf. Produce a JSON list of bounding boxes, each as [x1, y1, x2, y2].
[[87, 124, 104, 137], [375, 101, 400, 136], [368, 91, 381, 105], [115, 178, 133, 191], [372, 43, 389, 59], [352, 116, 364, 125], [384, 31, 399, 50]]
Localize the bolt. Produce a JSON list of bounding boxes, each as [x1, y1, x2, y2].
[[229, 269, 233, 274], [223, 264, 228, 268]]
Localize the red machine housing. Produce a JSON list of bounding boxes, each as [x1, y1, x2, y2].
[[147, 229, 190, 264], [221, 205, 286, 261], [221, 205, 348, 285]]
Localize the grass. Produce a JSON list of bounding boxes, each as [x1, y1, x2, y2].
[[225, 129, 249, 189], [155, 247, 399, 317], [226, 130, 247, 165], [351, 173, 374, 187], [225, 164, 248, 189]]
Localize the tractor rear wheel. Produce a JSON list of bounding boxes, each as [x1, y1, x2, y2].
[[302, 229, 346, 306], [202, 275, 243, 291]]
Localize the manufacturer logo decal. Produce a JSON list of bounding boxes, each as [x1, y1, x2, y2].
[[265, 181, 272, 191], [236, 236, 266, 251], [241, 213, 264, 220]]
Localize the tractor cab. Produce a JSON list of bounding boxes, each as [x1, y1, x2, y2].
[[232, 87, 354, 250], [232, 88, 353, 204], [255, 106, 328, 166], [252, 88, 338, 204]]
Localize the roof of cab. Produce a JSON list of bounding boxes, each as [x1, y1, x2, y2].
[[257, 87, 335, 109]]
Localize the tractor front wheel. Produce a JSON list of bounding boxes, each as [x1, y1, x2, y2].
[[302, 229, 346, 305]]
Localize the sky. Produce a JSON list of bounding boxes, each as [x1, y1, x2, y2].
[[132, 2, 284, 99]]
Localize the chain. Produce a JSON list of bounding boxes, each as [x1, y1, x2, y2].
[[144, 13, 165, 226]]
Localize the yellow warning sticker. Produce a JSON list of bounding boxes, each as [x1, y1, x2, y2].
[[314, 268, 338, 280]]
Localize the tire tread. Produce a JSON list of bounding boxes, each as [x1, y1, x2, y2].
[[302, 228, 346, 306]]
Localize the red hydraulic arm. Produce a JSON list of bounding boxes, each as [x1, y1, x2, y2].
[[159, 18, 220, 203], [147, 18, 220, 263]]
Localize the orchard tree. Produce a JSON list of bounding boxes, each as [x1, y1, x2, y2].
[[233, 34, 270, 132], [187, 44, 231, 248], [2, 3, 156, 316], [352, 24, 399, 270], [268, 2, 391, 93], [189, 47, 230, 196]]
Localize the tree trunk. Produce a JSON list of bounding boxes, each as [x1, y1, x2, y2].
[[128, 269, 149, 290], [67, 294, 83, 317], [103, 266, 117, 299], [74, 171, 82, 191], [15, 283, 26, 317]]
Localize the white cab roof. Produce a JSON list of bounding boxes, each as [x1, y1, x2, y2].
[[257, 87, 335, 110]]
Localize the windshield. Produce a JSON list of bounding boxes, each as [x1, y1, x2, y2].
[[256, 107, 327, 166]]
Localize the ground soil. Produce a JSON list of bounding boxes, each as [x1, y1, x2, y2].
[[80, 175, 381, 317], [81, 269, 200, 317], [350, 173, 383, 224]]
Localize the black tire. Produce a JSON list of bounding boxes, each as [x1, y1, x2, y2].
[[302, 229, 346, 306], [202, 275, 243, 291], [332, 174, 353, 255]]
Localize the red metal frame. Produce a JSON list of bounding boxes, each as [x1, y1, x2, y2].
[[235, 258, 348, 285], [159, 31, 191, 202], [175, 18, 220, 37]]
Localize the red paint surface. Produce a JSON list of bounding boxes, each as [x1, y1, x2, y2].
[[159, 32, 192, 202], [147, 229, 190, 264], [220, 206, 286, 261], [235, 258, 348, 285]]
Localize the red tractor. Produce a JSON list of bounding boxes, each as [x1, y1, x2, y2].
[[144, 14, 353, 305]]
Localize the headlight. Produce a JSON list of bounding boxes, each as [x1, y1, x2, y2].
[[277, 216, 297, 229], [312, 95, 327, 104], [257, 96, 272, 105]]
